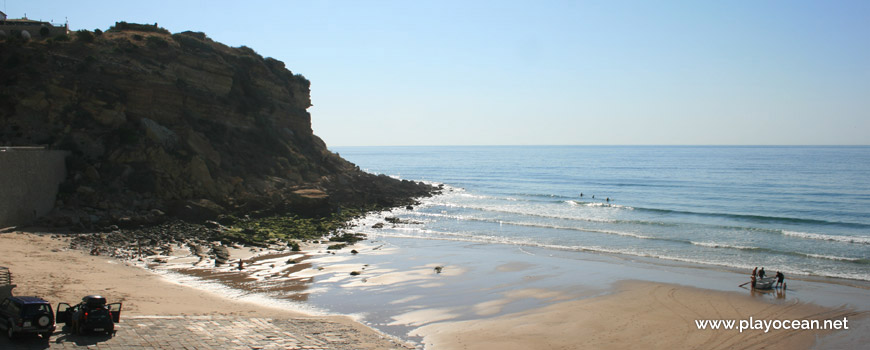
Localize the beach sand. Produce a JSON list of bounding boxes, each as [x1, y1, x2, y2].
[[0, 231, 402, 347], [415, 281, 861, 350], [2, 231, 867, 349]]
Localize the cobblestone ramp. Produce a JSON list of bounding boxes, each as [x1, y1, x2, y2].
[[0, 316, 413, 350]]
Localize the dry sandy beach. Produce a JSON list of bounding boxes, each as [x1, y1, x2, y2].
[[0, 230, 404, 349], [2, 230, 868, 349]]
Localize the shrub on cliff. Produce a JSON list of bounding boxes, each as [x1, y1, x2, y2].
[[146, 35, 169, 48], [76, 30, 95, 43]]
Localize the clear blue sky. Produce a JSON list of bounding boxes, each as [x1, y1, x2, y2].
[[10, 1, 870, 146]]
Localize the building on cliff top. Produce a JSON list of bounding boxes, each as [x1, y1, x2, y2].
[[0, 13, 69, 39]]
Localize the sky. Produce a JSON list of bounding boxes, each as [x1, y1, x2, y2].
[[9, 1, 870, 146]]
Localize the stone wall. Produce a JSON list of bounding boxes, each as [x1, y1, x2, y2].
[[0, 21, 69, 39], [0, 148, 68, 228]]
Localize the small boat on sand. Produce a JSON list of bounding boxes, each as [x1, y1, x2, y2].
[[754, 277, 777, 290]]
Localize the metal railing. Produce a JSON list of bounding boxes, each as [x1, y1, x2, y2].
[[0, 266, 14, 299], [0, 266, 11, 286]]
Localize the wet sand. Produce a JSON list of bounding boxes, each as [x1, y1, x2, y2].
[[3, 231, 868, 349], [416, 281, 861, 350], [0, 231, 408, 349], [139, 235, 870, 349]]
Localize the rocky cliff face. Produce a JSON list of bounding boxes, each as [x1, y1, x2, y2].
[[0, 24, 434, 229]]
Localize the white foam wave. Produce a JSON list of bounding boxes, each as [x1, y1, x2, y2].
[[782, 231, 870, 245], [691, 241, 758, 250], [367, 227, 870, 282], [429, 202, 620, 224], [803, 253, 865, 262], [379, 212, 654, 240], [563, 200, 634, 210]]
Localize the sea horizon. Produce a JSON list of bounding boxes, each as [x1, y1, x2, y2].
[[329, 144, 870, 148]]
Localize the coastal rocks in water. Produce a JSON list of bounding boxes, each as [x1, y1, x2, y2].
[[384, 217, 424, 225], [372, 223, 385, 229]]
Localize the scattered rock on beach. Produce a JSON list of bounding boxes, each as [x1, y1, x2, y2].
[[211, 244, 230, 265], [434, 266, 443, 274]]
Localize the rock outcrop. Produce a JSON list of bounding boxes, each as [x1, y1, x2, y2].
[[0, 23, 434, 229]]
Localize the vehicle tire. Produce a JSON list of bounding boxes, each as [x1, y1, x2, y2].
[[41, 331, 52, 339], [37, 315, 50, 327]]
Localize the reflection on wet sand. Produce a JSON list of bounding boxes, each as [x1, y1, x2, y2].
[[173, 252, 315, 301]]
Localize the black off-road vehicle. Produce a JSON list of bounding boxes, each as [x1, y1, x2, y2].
[[56, 295, 122, 336], [0, 296, 56, 339]]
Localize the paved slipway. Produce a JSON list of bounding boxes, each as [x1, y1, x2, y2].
[[1, 316, 413, 350]]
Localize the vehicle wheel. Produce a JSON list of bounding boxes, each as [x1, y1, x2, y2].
[[41, 332, 52, 340]]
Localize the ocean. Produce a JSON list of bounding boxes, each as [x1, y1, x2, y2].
[[332, 146, 870, 282]]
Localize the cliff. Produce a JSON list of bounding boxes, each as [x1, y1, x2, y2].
[[0, 23, 434, 229]]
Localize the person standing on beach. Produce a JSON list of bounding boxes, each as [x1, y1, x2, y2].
[[752, 267, 758, 277], [776, 271, 785, 288], [759, 267, 766, 279]]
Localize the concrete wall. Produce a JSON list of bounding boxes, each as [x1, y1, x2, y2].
[[0, 149, 68, 228]]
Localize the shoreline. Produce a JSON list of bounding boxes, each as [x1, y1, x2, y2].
[[351, 201, 870, 284], [3, 229, 868, 349], [0, 231, 412, 349]]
